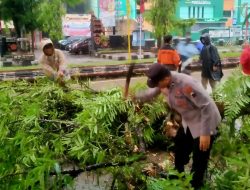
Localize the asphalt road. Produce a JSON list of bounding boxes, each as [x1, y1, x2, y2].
[[34, 50, 117, 64], [89, 68, 236, 93], [34, 45, 242, 65], [33, 48, 238, 93]]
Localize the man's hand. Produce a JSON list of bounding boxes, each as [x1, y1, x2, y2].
[[199, 135, 211, 151], [57, 71, 64, 78]]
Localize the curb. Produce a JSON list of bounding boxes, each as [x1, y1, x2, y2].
[[95, 53, 156, 61], [189, 58, 240, 71], [0, 58, 239, 81]]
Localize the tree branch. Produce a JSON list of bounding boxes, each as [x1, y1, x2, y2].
[[1, 154, 146, 179]]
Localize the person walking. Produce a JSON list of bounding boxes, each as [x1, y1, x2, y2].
[[176, 37, 200, 74], [135, 63, 221, 190], [157, 35, 181, 71], [200, 34, 223, 90]]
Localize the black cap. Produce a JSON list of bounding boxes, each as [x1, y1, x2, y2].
[[147, 63, 171, 88]]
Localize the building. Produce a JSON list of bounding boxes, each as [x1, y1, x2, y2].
[[234, 0, 249, 25], [176, 0, 250, 41], [135, 0, 228, 40], [224, 0, 234, 27], [176, 0, 226, 31], [64, 0, 250, 42]]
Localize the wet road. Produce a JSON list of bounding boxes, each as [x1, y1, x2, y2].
[[89, 68, 236, 93], [34, 50, 117, 64]]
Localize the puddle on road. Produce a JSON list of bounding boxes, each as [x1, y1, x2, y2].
[[72, 171, 112, 190]]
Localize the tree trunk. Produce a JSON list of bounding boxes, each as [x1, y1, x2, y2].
[[31, 31, 35, 53], [157, 37, 161, 48], [12, 19, 21, 38], [182, 26, 185, 37]]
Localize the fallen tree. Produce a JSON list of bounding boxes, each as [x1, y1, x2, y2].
[[1, 69, 250, 189]]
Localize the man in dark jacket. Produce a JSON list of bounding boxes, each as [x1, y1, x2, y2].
[[200, 34, 223, 90]]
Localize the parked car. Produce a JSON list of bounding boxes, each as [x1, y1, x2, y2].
[[58, 36, 83, 50], [57, 36, 69, 48], [69, 37, 91, 54]]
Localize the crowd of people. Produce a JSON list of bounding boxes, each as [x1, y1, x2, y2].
[[157, 33, 223, 91]]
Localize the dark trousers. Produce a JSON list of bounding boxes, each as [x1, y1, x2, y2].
[[174, 127, 214, 189]]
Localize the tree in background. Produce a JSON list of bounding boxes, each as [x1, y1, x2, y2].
[[0, 0, 81, 41], [37, 0, 83, 40], [145, 0, 195, 47], [145, 0, 178, 47], [0, 0, 39, 38], [175, 19, 196, 37]]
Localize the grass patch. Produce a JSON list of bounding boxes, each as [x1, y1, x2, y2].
[[193, 51, 240, 61], [0, 58, 156, 72], [0, 65, 41, 71], [220, 51, 241, 58]]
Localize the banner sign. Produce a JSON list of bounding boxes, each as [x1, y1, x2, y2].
[[209, 30, 229, 38], [185, 0, 211, 5], [99, 0, 116, 27], [62, 14, 91, 37], [115, 0, 136, 19], [209, 28, 249, 38]]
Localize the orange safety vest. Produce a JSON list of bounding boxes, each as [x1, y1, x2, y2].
[[157, 45, 180, 68]]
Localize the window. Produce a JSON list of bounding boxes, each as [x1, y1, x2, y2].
[[223, 10, 231, 18], [193, 7, 196, 18], [181, 6, 209, 19], [188, 6, 191, 18]]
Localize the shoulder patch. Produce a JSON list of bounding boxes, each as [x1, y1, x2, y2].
[[183, 85, 193, 94], [182, 85, 196, 98]]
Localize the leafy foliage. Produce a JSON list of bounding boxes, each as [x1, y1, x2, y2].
[[147, 170, 193, 190], [0, 0, 40, 36], [174, 19, 196, 36], [207, 120, 250, 190], [0, 0, 82, 39], [0, 79, 169, 189], [206, 67, 250, 190], [145, 0, 194, 46], [213, 68, 250, 124], [147, 0, 178, 37]]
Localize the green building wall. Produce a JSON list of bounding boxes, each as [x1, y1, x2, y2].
[[175, 0, 226, 40], [176, 0, 223, 21], [234, 0, 250, 25]]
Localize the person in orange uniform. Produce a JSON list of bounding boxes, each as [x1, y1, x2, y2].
[[157, 35, 181, 71]]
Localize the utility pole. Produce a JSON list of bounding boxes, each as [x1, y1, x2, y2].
[[139, 0, 145, 60], [126, 0, 131, 61], [245, 3, 249, 41]]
